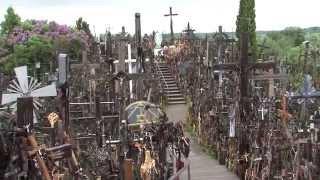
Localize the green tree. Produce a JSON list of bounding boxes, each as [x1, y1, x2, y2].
[[1, 7, 21, 35], [282, 27, 305, 46], [76, 17, 91, 36], [1, 36, 54, 74], [236, 0, 257, 59]]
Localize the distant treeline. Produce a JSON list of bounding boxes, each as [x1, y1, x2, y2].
[[161, 27, 320, 41]]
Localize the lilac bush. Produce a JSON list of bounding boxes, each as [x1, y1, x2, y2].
[[7, 19, 91, 50]]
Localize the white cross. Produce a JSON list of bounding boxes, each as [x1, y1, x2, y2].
[[127, 44, 135, 99], [112, 44, 137, 99], [258, 106, 268, 120]]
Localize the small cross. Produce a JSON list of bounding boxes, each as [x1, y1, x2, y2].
[[258, 105, 268, 120]]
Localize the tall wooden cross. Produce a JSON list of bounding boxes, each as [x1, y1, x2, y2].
[[164, 7, 178, 45], [183, 22, 195, 40]]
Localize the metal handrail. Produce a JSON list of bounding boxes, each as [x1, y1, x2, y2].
[[155, 61, 169, 90], [168, 158, 191, 180]]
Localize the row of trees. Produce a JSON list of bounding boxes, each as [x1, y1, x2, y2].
[[0, 7, 93, 75], [236, 0, 320, 88], [259, 27, 320, 88]]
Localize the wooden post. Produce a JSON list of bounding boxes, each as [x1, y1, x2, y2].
[[95, 97, 103, 147], [119, 28, 127, 73], [268, 68, 275, 97], [123, 159, 133, 180], [58, 54, 70, 134], [135, 13, 144, 99], [17, 97, 34, 129], [17, 97, 51, 180]]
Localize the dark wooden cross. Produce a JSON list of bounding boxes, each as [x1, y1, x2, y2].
[[211, 34, 276, 178], [164, 7, 178, 45], [17, 97, 51, 180]]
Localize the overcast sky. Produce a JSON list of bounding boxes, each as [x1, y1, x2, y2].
[[1, 0, 320, 35]]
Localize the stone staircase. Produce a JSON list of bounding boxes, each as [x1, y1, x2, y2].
[[156, 63, 186, 105]]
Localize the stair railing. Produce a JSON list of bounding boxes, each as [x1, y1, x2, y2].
[[155, 60, 169, 90]]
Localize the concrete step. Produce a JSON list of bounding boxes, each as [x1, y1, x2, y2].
[[164, 86, 179, 90], [165, 82, 177, 86], [163, 76, 174, 79], [167, 101, 186, 105], [168, 97, 185, 101], [166, 93, 183, 97], [166, 83, 177, 87], [159, 68, 169, 71], [165, 80, 176, 84], [165, 90, 181, 93]]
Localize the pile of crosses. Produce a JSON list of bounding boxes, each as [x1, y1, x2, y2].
[[0, 12, 190, 180], [0, 66, 87, 179], [164, 25, 320, 179]]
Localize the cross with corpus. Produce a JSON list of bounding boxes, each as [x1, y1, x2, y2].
[[164, 7, 178, 45]]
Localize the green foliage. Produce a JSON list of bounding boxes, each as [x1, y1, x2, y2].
[[259, 27, 320, 89], [236, 0, 258, 59], [0, 7, 21, 35], [21, 20, 33, 31], [1, 36, 54, 74], [76, 17, 91, 36]]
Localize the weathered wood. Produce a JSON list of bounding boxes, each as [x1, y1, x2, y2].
[[123, 159, 133, 180], [17, 97, 51, 180], [17, 97, 34, 129]]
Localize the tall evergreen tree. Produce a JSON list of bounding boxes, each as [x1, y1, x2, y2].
[[236, 0, 257, 59]]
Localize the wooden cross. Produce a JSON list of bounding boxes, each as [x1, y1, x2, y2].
[[164, 7, 178, 45], [278, 95, 292, 124], [183, 22, 195, 40]]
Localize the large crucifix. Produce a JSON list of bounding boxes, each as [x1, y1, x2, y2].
[[164, 6, 178, 45]]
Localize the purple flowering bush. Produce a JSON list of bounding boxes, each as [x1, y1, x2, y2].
[[1, 17, 92, 74]]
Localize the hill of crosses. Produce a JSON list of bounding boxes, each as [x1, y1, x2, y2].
[[0, 0, 320, 180]]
